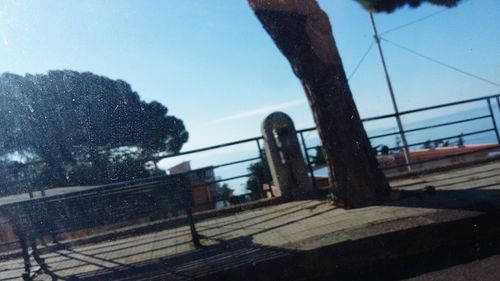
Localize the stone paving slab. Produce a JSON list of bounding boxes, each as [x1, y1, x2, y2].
[[0, 161, 499, 280]]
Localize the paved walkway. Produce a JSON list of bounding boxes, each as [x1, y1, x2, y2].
[[1, 161, 499, 280], [406, 253, 500, 281]]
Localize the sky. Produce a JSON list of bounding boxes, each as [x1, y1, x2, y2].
[[1, 0, 499, 180]]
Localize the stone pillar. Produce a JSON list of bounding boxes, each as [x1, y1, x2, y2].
[[261, 112, 313, 200]]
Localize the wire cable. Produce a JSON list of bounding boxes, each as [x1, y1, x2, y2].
[[380, 9, 448, 35], [379, 0, 471, 36], [347, 40, 375, 81], [380, 37, 500, 88]]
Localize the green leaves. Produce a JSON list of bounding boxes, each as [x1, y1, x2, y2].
[[354, 0, 462, 13], [0, 70, 188, 190]]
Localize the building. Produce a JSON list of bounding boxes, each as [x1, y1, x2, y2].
[[168, 161, 217, 212]]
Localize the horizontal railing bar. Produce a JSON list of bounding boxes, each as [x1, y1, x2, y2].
[[24, 211, 191, 237], [296, 127, 317, 134], [398, 94, 500, 116], [0, 173, 185, 207], [33, 182, 168, 204], [1, 95, 498, 177], [191, 173, 254, 188], [389, 129, 494, 151], [368, 131, 401, 140], [363, 93, 500, 122], [29, 166, 214, 203], [152, 136, 263, 162], [362, 112, 399, 122], [0, 239, 20, 247], [309, 129, 492, 152], [193, 195, 255, 209], [2, 93, 500, 207], [403, 115, 492, 134], [368, 115, 492, 140], [212, 156, 261, 169], [381, 145, 500, 170]]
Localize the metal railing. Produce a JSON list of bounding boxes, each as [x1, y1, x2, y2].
[[152, 136, 272, 205], [1, 93, 500, 262], [2, 94, 500, 202], [298, 93, 500, 186], [0, 137, 274, 259]]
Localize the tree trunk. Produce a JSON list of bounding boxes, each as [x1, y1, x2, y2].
[[248, 0, 390, 208]]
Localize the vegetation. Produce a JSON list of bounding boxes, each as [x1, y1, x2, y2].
[[354, 0, 462, 13], [0, 70, 188, 195], [457, 133, 465, 147], [246, 159, 271, 199], [421, 134, 464, 149], [214, 182, 236, 207], [373, 145, 390, 155], [422, 139, 448, 149]]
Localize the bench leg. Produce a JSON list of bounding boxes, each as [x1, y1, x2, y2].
[[30, 240, 46, 267], [51, 232, 58, 244], [180, 175, 202, 248], [186, 206, 201, 248], [30, 238, 60, 281], [22, 273, 31, 281], [19, 236, 31, 281]]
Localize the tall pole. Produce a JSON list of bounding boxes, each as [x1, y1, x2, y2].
[[369, 12, 412, 171]]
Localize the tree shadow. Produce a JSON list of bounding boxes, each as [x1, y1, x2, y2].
[[34, 165, 500, 281], [37, 201, 334, 281], [41, 235, 296, 281], [386, 182, 500, 212], [390, 165, 500, 189]]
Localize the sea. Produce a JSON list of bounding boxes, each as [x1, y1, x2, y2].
[[365, 105, 499, 149]]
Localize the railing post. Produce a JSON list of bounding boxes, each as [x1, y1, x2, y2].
[[255, 139, 267, 199], [30, 238, 49, 273], [255, 139, 274, 197], [496, 97, 500, 114], [19, 234, 31, 281], [487, 98, 500, 144], [181, 174, 201, 248], [298, 131, 317, 190]]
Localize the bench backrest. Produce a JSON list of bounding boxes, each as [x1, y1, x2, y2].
[[0, 174, 191, 240]]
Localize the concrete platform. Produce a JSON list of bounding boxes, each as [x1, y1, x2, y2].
[[1, 161, 500, 280]]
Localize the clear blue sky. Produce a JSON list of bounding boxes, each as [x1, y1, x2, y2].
[[1, 0, 499, 167]]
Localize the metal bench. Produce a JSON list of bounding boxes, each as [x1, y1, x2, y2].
[[0, 172, 200, 281]]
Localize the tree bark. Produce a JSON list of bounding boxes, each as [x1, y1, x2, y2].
[[248, 0, 390, 208]]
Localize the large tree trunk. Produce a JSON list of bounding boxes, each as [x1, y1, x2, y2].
[[248, 0, 390, 208]]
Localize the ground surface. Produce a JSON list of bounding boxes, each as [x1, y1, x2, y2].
[[405, 254, 500, 281], [1, 161, 500, 280]]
